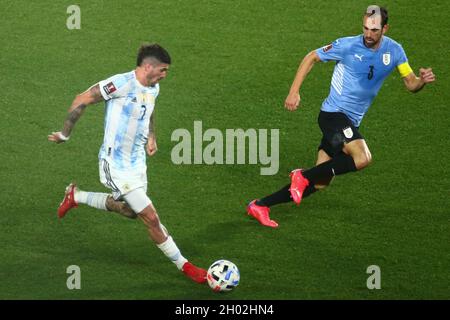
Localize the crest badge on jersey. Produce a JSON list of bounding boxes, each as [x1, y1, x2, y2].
[[382, 53, 391, 66], [343, 127, 353, 139]]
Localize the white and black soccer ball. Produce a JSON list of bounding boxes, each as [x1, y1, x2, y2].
[[207, 259, 240, 292]]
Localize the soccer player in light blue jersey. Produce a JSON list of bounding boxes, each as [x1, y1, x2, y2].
[[48, 44, 207, 283], [248, 5, 435, 228]]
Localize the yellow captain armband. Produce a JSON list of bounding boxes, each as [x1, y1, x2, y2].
[[397, 62, 413, 78]]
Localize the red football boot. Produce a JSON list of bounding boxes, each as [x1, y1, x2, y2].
[[247, 200, 278, 228], [57, 183, 78, 218], [182, 261, 207, 284], [289, 169, 310, 205]]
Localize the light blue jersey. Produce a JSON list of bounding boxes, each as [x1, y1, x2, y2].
[[97, 71, 159, 171], [316, 35, 409, 126]]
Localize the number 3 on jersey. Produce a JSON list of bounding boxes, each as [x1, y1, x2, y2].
[[368, 65, 374, 80]]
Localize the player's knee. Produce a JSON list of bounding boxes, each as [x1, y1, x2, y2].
[[148, 213, 160, 229], [130, 213, 138, 219], [354, 152, 372, 170], [106, 197, 138, 219], [119, 203, 138, 219], [125, 211, 138, 219], [140, 206, 160, 229]]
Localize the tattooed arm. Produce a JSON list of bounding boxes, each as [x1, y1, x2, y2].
[[48, 84, 104, 143], [146, 111, 158, 156]]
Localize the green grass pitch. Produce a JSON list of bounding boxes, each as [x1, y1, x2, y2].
[[0, 0, 448, 299]]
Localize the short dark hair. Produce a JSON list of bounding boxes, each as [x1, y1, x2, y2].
[[366, 6, 389, 27], [136, 43, 171, 66]]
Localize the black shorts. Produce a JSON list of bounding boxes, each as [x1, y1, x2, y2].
[[317, 111, 363, 157]]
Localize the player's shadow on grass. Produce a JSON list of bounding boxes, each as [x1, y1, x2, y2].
[[193, 197, 345, 244], [192, 206, 290, 245]]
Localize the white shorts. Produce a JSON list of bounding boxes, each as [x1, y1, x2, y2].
[[99, 158, 152, 213], [123, 187, 152, 214]]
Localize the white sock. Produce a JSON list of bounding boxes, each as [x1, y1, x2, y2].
[[74, 189, 108, 211], [156, 236, 188, 270]]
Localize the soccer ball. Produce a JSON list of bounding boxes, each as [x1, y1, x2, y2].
[[207, 260, 240, 292]]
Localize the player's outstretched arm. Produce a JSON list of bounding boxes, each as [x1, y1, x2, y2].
[[285, 50, 321, 111], [146, 111, 158, 156], [403, 68, 435, 93], [48, 84, 105, 143]]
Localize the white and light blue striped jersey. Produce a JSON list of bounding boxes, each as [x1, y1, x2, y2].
[[316, 35, 409, 126], [97, 70, 159, 170]]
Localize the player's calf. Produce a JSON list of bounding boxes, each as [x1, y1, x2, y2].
[[139, 207, 207, 284]]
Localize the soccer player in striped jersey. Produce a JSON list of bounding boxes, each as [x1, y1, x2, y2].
[[247, 5, 436, 228], [48, 44, 207, 283]]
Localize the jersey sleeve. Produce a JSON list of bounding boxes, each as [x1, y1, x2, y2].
[[395, 44, 413, 78], [98, 73, 129, 100], [154, 83, 160, 99], [316, 38, 346, 62]]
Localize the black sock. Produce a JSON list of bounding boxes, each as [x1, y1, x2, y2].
[[256, 184, 318, 207], [303, 184, 318, 199], [255, 155, 355, 208], [302, 153, 357, 184], [257, 184, 291, 207]]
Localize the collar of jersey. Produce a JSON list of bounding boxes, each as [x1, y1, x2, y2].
[[360, 34, 385, 52], [133, 70, 154, 89]]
